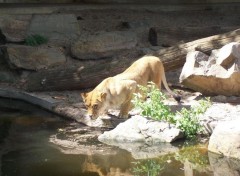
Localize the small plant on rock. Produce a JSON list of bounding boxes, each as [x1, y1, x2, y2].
[[175, 97, 211, 139], [25, 34, 48, 46]]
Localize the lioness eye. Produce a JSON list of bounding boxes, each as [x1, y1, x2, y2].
[[93, 104, 98, 109]]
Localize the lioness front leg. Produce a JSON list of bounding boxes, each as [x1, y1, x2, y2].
[[117, 79, 137, 118], [119, 101, 132, 118]]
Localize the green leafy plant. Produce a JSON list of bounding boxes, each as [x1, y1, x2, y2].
[[25, 34, 48, 46], [132, 82, 175, 123], [176, 97, 211, 139], [132, 83, 211, 139]]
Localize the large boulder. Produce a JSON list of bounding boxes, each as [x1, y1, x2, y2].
[[71, 31, 137, 59], [2, 45, 66, 70], [208, 152, 240, 176], [98, 116, 182, 159], [28, 14, 79, 45], [0, 52, 19, 83], [98, 115, 183, 144], [198, 96, 240, 135], [208, 119, 240, 160], [180, 42, 240, 96], [0, 15, 31, 42]]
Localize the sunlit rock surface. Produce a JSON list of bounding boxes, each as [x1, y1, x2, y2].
[[208, 152, 240, 176], [199, 97, 240, 135], [180, 42, 240, 96], [98, 115, 184, 144], [208, 119, 240, 160]]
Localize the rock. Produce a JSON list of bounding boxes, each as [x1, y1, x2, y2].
[[215, 42, 240, 68], [2, 45, 66, 70], [28, 14, 79, 45], [208, 152, 240, 176], [71, 31, 137, 59], [180, 42, 240, 96], [0, 70, 19, 83], [97, 116, 181, 159], [208, 119, 240, 159], [0, 15, 31, 42], [0, 49, 19, 83], [98, 115, 183, 144], [199, 102, 240, 135], [49, 123, 114, 155]]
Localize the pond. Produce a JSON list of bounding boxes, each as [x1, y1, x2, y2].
[[1, 104, 240, 176]]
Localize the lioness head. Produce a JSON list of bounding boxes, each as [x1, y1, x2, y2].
[[81, 91, 107, 119]]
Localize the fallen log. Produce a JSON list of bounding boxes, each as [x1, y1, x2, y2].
[[153, 26, 240, 47], [25, 29, 240, 91], [25, 58, 133, 91], [158, 28, 240, 71]]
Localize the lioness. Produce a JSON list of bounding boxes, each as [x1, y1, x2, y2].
[[81, 56, 180, 119]]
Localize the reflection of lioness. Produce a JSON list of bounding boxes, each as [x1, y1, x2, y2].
[[81, 56, 181, 119]]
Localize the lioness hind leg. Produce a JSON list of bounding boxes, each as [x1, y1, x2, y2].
[[152, 75, 162, 90]]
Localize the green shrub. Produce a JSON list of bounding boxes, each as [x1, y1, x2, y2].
[[132, 83, 211, 139], [176, 98, 211, 139], [25, 34, 48, 46], [132, 82, 175, 123]]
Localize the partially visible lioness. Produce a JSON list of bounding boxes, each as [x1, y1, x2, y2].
[[81, 56, 180, 119]]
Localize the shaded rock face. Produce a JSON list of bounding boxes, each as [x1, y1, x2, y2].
[[208, 119, 240, 160], [3, 45, 66, 70], [28, 14, 79, 45], [71, 31, 137, 59], [98, 115, 183, 144], [180, 42, 240, 96], [0, 46, 20, 83], [0, 29, 7, 45], [0, 15, 31, 43]]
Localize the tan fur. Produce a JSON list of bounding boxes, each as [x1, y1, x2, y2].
[[81, 56, 177, 119]]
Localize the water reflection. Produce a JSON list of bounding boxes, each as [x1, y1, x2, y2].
[[1, 110, 240, 176], [208, 152, 240, 176], [132, 159, 164, 176]]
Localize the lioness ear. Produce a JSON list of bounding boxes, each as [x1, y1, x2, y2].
[[98, 92, 107, 102], [101, 92, 107, 99], [81, 92, 88, 101]]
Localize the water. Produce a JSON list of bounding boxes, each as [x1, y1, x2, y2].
[[1, 109, 240, 176]]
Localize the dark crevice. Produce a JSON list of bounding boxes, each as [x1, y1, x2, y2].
[[120, 21, 130, 29], [77, 16, 84, 20], [148, 27, 158, 46], [161, 44, 171, 48]]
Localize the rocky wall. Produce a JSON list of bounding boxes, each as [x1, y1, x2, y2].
[[0, 5, 239, 90]]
